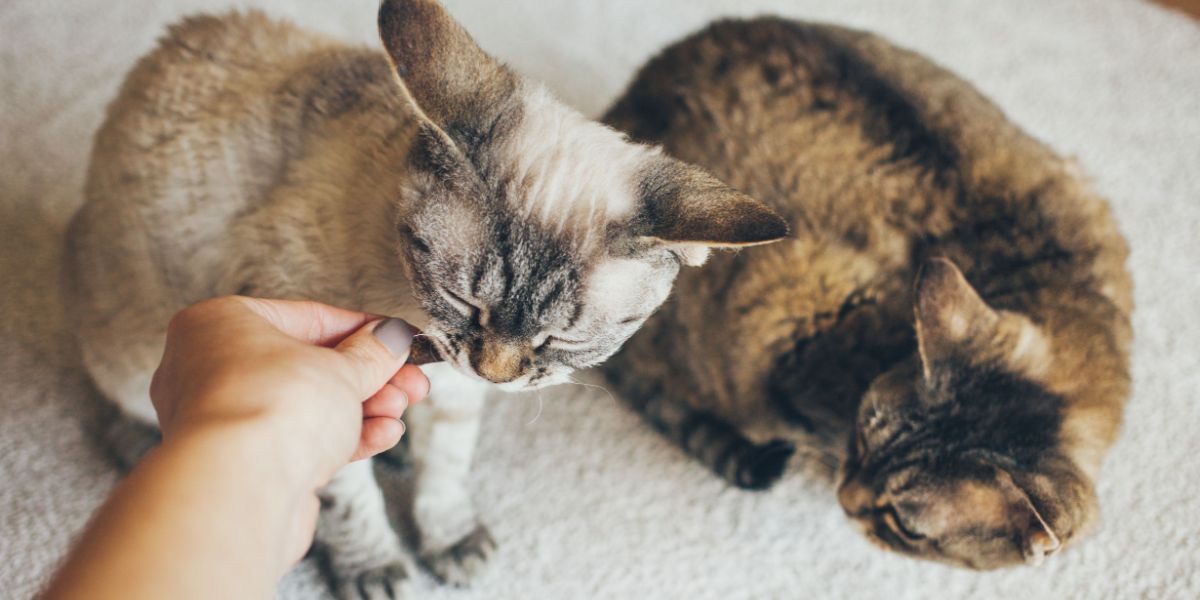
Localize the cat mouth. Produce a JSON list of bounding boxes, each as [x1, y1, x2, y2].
[[419, 332, 530, 386], [417, 330, 565, 390]]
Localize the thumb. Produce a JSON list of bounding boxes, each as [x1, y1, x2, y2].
[[333, 318, 414, 399]]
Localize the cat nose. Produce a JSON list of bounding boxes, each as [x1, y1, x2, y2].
[[837, 478, 873, 518], [469, 337, 531, 383]]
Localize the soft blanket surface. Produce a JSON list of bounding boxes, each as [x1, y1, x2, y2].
[[2, 1, 1198, 598]]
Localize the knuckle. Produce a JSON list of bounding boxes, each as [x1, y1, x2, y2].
[[166, 306, 200, 337], [166, 297, 235, 336]]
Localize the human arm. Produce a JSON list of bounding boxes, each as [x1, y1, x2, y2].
[[42, 297, 430, 599]]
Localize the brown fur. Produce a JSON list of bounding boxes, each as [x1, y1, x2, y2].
[[602, 18, 1132, 569]]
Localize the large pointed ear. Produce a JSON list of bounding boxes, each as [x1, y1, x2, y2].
[[378, 0, 518, 133], [914, 257, 999, 377], [638, 158, 788, 266]]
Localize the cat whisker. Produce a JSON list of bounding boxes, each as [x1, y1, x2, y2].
[[526, 391, 545, 425], [563, 376, 619, 405]]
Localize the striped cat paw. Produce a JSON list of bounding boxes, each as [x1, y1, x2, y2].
[[335, 561, 412, 600], [419, 524, 496, 587]]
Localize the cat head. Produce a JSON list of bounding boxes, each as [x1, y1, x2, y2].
[[377, 0, 786, 389], [837, 258, 1093, 569]]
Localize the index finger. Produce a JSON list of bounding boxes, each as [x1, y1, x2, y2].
[[233, 296, 379, 346]]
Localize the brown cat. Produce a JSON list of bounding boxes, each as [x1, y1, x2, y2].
[[602, 18, 1132, 569]]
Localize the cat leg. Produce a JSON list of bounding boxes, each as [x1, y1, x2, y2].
[[316, 459, 412, 600], [99, 407, 162, 469], [765, 289, 915, 444], [405, 365, 495, 586], [640, 393, 795, 491], [77, 318, 171, 469]]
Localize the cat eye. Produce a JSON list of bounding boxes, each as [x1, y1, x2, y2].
[[617, 314, 649, 326], [440, 288, 480, 320], [539, 335, 590, 351], [877, 506, 925, 542]]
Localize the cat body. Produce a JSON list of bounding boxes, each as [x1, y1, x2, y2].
[[66, 3, 785, 597], [603, 18, 1132, 569]]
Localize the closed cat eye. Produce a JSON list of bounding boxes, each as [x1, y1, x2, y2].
[[877, 506, 925, 542], [540, 336, 590, 350], [410, 237, 432, 254], [617, 314, 649, 326], [440, 288, 481, 319]]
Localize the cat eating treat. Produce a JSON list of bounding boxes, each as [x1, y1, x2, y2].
[[65, 1, 786, 597], [405, 330, 442, 366], [603, 18, 1132, 569]]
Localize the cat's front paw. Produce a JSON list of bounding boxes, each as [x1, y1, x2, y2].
[[419, 524, 496, 586], [335, 561, 412, 600], [101, 411, 161, 469], [734, 439, 796, 490]]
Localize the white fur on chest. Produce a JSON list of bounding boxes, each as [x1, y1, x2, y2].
[[406, 363, 492, 428]]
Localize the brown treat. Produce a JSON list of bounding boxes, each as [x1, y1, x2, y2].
[[406, 333, 442, 365]]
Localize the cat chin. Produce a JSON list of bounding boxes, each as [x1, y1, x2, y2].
[[435, 360, 569, 393], [492, 372, 570, 393]]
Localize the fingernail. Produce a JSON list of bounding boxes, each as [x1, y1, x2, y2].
[[397, 391, 409, 412], [373, 318, 414, 359], [394, 418, 406, 437]]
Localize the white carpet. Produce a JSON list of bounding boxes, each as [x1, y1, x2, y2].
[[2, 1, 1199, 598]]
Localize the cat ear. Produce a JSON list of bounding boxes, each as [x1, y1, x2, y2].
[[914, 257, 999, 378], [994, 468, 1060, 566], [378, 0, 517, 132], [638, 159, 788, 266]]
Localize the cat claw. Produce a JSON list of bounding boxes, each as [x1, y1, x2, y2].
[[420, 524, 497, 587], [336, 561, 412, 600]]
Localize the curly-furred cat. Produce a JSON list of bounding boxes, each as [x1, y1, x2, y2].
[[603, 18, 1132, 569], [65, 2, 786, 597]]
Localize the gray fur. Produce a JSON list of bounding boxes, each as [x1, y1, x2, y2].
[[65, 3, 785, 597]]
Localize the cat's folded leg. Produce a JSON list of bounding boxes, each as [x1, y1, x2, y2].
[[78, 314, 172, 469], [639, 393, 795, 491], [316, 459, 412, 600], [405, 368, 494, 586], [100, 408, 162, 469]]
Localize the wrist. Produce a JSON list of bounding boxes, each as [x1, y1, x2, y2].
[[158, 368, 360, 488], [163, 417, 318, 499]]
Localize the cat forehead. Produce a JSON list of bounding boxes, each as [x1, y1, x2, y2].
[[412, 207, 666, 297], [493, 84, 659, 245]]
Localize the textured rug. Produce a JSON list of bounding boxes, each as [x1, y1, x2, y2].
[[2, 1, 1198, 598]]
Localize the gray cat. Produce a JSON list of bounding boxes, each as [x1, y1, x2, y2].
[[65, 2, 786, 597]]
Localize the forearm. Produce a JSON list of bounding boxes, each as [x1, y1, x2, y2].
[[42, 299, 420, 598], [42, 423, 310, 600]]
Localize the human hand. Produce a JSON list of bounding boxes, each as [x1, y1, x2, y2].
[[151, 296, 429, 472], [43, 297, 433, 599], [148, 296, 430, 560]]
